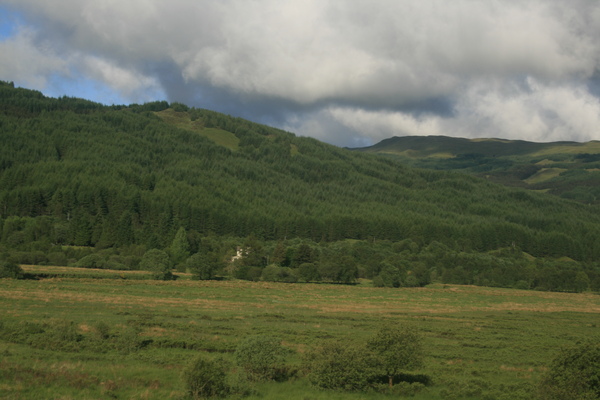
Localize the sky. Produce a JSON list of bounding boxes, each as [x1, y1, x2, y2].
[[1, 1, 600, 148]]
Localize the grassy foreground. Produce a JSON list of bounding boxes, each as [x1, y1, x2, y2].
[[1, 266, 599, 399]]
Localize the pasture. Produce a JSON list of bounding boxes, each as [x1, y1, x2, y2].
[[1, 266, 599, 399]]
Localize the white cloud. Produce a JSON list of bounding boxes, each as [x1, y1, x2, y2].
[[319, 78, 600, 145], [80, 56, 163, 103], [2, 0, 600, 145], [0, 27, 67, 88]]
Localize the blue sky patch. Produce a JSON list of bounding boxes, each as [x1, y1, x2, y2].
[[0, 6, 23, 40]]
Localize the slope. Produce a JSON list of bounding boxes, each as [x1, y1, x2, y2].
[[1, 81, 600, 264], [354, 135, 600, 203]]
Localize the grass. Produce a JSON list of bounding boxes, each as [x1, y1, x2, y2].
[[155, 108, 240, 151], [1, 266, 599, 399], [525, 168, 568, 184], [529, 141, 600, 157]]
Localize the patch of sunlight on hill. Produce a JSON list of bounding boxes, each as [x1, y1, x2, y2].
[[155, 109, 239, 151], [525, 168, 567, 184], [535, 159, 557, 166], [471, 138, 512, 143], [530, 142, 600, 157], [290, 144, 299, 156], [381, 150, 454, 158]]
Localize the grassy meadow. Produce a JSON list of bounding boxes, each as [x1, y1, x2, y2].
[[1, 267, 599, 399]]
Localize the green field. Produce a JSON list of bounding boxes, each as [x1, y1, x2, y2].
[[1, 267, 599, 399]]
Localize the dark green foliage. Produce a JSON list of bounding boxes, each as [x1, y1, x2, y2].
[[297, 262, 321, 282], [71, 254, 101, 269], [94, 321, 111, 340], [539, 340, 600, 400], [234, 265, 263, 281], [1, 83, 600, 293], [304, 341, 377, 391], [377, 263, 403, 288], [367, 325, 424, 387], [170, 227, 190, 269], [260, 265, 298, 283], [186, 253, 218, 280], [357, 135, 600, 204], [0, 260, 24, 279], [291, 243, 315, 266], [234, 335, 289, 381], [183, 355, 230, 399], [139, 249, 173, 280]]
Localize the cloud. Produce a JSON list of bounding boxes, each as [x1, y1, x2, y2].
[[0, 26, 67, 88], [80, 56, 163, 103], [1, 0, 600, 146]]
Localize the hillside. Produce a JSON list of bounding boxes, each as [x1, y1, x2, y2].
[[354, 135, 600, 203], [1, 81, 600, 291]]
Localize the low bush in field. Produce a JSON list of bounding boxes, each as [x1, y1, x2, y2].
[[303, 341, 377, 391], [0, 260, 24, 279], [183, 355, 230, 399], [234, 335, 291, 382], [538, 340, 600, 400], [303, 325, 429, 393]]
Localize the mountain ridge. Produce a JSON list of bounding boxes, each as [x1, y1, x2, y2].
[[353, 135, 600, 203]]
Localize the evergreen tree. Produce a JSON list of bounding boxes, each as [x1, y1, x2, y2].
[[169, 227, 190, 267]]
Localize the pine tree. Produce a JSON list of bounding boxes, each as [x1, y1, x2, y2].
[[169, 226, 190, 267]]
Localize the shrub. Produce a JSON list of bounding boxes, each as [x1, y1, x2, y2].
[[298, 262, 321, 282], [304, 341, 377, 391], [47, 251, 68, 266], [234, 265, 262, 281], [186, 253, 217, 280], [72, 254, 102, 268], [183, 355, 229, 399], [139, 249, 173, 280], [234, 335, 289, 381], [28, 319, 83, 352], [372, 275, 385, 287], [94, 321, 111, 340], [260, 265, 298, 283], [513, 280, 530, 290], [113, 326, 145, 354], [538, 340, 600, 399], [0, 260, 24, 279]]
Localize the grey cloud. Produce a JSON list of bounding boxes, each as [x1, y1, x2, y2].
[[1, 0, 600, 146]]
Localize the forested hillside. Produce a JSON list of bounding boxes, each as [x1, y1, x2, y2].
[[1, 81, 600, 291], [355, 135, 600, 204]]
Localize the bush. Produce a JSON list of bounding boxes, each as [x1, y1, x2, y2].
[[113, 326, 145, 354], [234, 265, 263, 281], [298, 262, 321, 282], [183, 355, 229, 399], [372, 275, 385, 287], [234, 335, 289, 381], [28, 319, 83, 352], [47, 251, 68, 266], [260, 265, 298, 283], [186, 253, 217, 280], [538, 340, 600, 399], [139, 249, 173, 280], [0, 260, 24, 279], [304, 341, 377, 391], [72, 254, 102, 268]]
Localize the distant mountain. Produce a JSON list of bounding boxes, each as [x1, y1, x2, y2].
[[354, 135, 600, 204], [1, 81, 600, 267]]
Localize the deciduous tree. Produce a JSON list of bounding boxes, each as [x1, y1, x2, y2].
[[367, 325, 424, 387]]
